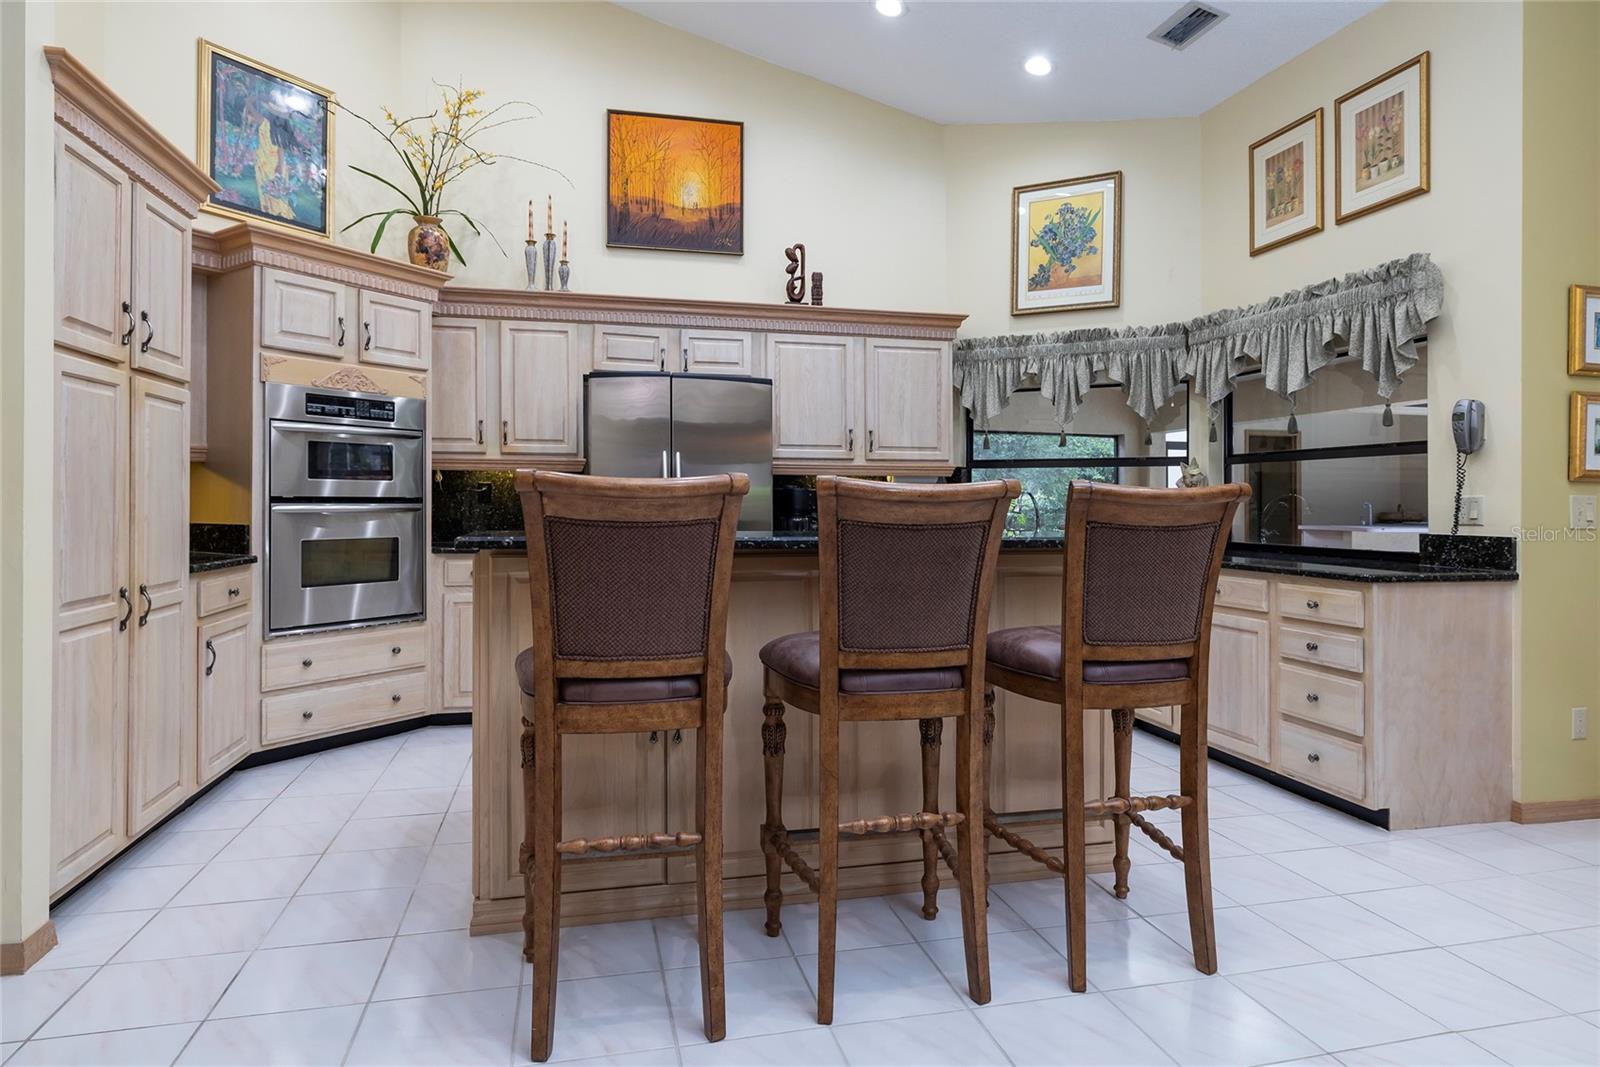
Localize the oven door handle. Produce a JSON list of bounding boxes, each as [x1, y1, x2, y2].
[[270, 420, 424, 439], [269, 502, 423, 514]]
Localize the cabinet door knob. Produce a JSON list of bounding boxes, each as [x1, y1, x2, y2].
[[649, 731, 659, 744], [1306, 752, 1321, 764], [868, 429, 875, 453], [1306, 692, 1320, 703], [671, 729, 683, 745], [302, 658, 314, 668], [392, 646, 402, 655], [337, 316, 346, 347], [1304, 641, 1319, 652], [121, 302, 135, 345], [138, 584, 152, 627], [847, 428, 854, 452], [363, 322, 373, 351], [502, 419, 509, 446], [228, 587, 240, 597], [302, 710, 314, 720], [391, 693, 402, 703], [139, 310, 154, 354], [204, 639, 216, 677], [1305, 598, 1320, 610], [476, 419, 484, 445], [118, 586, 132, 632]]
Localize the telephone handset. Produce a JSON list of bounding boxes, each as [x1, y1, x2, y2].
[[1448, 399, 1485, 541]]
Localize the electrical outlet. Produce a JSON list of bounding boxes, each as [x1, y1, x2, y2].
[[1461, 495, 1485, 526], [1570, 495, 1598, 530], [1574, 708, 1590, 741]]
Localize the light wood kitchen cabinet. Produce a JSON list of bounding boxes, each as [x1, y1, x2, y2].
[[430, 318, 488, 454], [130, 185, 192, 383], [864, 337, 951, 463], [681, 328, 753, 375], [259, 267, 350, 359], [53, 128, 132, 364], [440, 588, 474, 709], [358, 289, 431, 370], [769, 333, 860, 461], [1205, 611, 1271, 762], [197, 605, 252, 786], [499, 321, 580, 456], [592, 324, 672, 373]]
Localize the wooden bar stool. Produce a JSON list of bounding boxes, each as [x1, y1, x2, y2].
[[514, 470, 749, 1061], [758, 475, 1019, 1024], [979, 481, 1248, 993]]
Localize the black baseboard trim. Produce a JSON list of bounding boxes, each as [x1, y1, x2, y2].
[[52, 713, 472, 912], [1134, 719, 1390, 830]]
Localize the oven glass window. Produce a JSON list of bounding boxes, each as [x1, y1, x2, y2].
[[301, 537, 400, 588], [308, 440, 394, 481]]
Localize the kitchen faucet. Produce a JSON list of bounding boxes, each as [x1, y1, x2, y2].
[[1010, 491, 1041, 534], [1258, 493, 1310, 543]]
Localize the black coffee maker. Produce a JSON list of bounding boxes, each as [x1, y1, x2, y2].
[[772, 480, 817, 533]]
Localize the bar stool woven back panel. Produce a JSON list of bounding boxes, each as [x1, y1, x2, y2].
[[837, 520, 989, 652], [545, 517, 718, 660], [1081, 520, 1222, 647]]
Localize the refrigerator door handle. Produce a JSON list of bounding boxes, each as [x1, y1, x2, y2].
[[674, 451, 682, 478], [661, 450, 670, 478]]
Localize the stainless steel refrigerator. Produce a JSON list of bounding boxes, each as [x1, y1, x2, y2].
[[584, 372, 773, 530]]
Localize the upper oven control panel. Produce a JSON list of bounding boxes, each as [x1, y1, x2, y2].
[[304, 392, 397, 423], [266, 381, 425, 434]]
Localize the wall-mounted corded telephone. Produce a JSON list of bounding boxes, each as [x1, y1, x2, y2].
[[1449, 399, 1485, 537]]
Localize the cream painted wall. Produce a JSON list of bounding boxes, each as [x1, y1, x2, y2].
[[1516, 0, 1600, 805], [55, 1, 951, 310], [1199, 1, 1525, 539]]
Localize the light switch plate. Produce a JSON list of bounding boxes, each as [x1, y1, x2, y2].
[[1461, 495, 1485, 526], [1570, 495, 1597, 530], [1574, 707, 1590, 741]]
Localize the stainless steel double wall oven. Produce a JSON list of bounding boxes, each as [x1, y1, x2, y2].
[[266, 382, 426, 634]]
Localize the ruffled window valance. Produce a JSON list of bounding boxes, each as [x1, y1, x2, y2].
[[954, 252, 1444, 432]]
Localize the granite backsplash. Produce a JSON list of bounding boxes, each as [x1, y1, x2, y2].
[[432, 470, 522, 545]]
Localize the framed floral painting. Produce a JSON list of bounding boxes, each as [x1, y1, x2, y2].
[[1335, 52, 1429, 224], [1011, 171, 1122, 316], [197, 40, 334, 237], [1249, 109, 1323, 256], [1568, 284, 1600, 376], [1570, 392, 1600, 482]]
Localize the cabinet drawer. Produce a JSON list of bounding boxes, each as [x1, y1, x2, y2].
[[442, 558, 474, 587], [262, 669, 427, 744], [1279, 583, 1364, 628], [1279, 625, 1364, 673], [197, 569, 252, 618], [1216, 574, 1269, 612], [1277, 720, 1366, 800], [262, 624, 428, 691], [1277, 663, 1364, 737]]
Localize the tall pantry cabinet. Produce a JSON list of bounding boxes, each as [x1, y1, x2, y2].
[[46, 50, 219, 892]]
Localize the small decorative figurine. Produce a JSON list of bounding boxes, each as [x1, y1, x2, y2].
[[1178, 458, 1209, 487], [542, 195, 558, 291], [810, 271, 824, 306], [558, 221, 571, 291], [784, 244, 807, 303], [524, 200, 539, 290]]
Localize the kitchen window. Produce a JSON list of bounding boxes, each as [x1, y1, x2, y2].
[[1225, 353, 1428, 553], [967, 385, 1190, 533]]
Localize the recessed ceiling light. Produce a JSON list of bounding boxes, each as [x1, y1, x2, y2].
[[874, 0, 905, 17], [1024, 55, 1053, 77]]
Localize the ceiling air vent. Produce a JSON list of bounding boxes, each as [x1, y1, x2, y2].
[[1148, 3, 1229, 51]]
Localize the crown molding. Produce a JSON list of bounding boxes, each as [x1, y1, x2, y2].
[[195, 222, 453, 302]]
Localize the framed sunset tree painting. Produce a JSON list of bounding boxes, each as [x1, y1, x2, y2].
[[1249, 109, 1323, 256], [1012, 171, 1122, 316], [606, 110, 743, 255], [197, 40, 333, 238]]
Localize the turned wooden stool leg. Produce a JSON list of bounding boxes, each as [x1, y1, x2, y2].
[[918, 717, 943, 920], [982, 689, 995, 893], [954, 692, 991, 1004], [1111, 708, 1134, 899], [696, 702, 726, 1041], [760, 696, 786, 937], [520, 715, 536, 962], [1178, 699, 1218, 974], [528, 722, 563, 1061], [1061, 705, 1087, 993], [816, 711, 840, 1025]]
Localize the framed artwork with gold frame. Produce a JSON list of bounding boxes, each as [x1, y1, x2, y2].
[[1569, 392, 1600, 482], [197, 40, 334, 238], [1249, 108, 1323, 256], [1011, 170, 1122, 316], [606, 109, 744, 255], [1335, 51, 1429, 224], [1568, 284, 1600, 376]]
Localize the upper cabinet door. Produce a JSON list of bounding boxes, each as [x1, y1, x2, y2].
[[864, 338, 951, 464], [260, 267, 350, 359], [592, 324, 672, 373], [768, 333, 860, 461], [500, 321, 580, 455], [431, 318, 488, 454], [54, 128, 132, 363], [130, 185, 192, 383], [358, 289, 431, 371], [681, 329, 754, 376]]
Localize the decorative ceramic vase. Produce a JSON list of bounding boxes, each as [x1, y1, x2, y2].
[[524, 242, 539, 290], [407, 215, 450, 272], [542, 234, 558, 291], [558, 260, 571, 292]]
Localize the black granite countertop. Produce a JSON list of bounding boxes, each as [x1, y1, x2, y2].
[[434, 531, 1515, 582], [190, 551, 258, 574]]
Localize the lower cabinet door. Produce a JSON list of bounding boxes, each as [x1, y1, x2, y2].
[[1206, 611, 1272, 762], [197, 609, 252, 786], [441, 588, 474, 709]]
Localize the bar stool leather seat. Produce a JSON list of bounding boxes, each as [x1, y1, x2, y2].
[[759, 631, 963, 695], [986, 625, 1189, 685], [516, 647, 733, 703]]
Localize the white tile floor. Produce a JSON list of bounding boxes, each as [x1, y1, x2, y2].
[[4, 725, 1598, 1066]]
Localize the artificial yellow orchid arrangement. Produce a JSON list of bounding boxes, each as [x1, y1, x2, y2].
[[339, 82, 559, 268]]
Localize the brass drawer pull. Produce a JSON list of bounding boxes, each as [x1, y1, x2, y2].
[[1305, 598, 1320, 610], [1306, 692, 1320, 703], [1306, 752, 1321, 764], [1304, 641, 1319, 652]]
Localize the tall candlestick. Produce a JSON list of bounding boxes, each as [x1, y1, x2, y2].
[[527, 200, 533, 243], [562, 221, 568, 258], [546, 195, 553, 234]]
